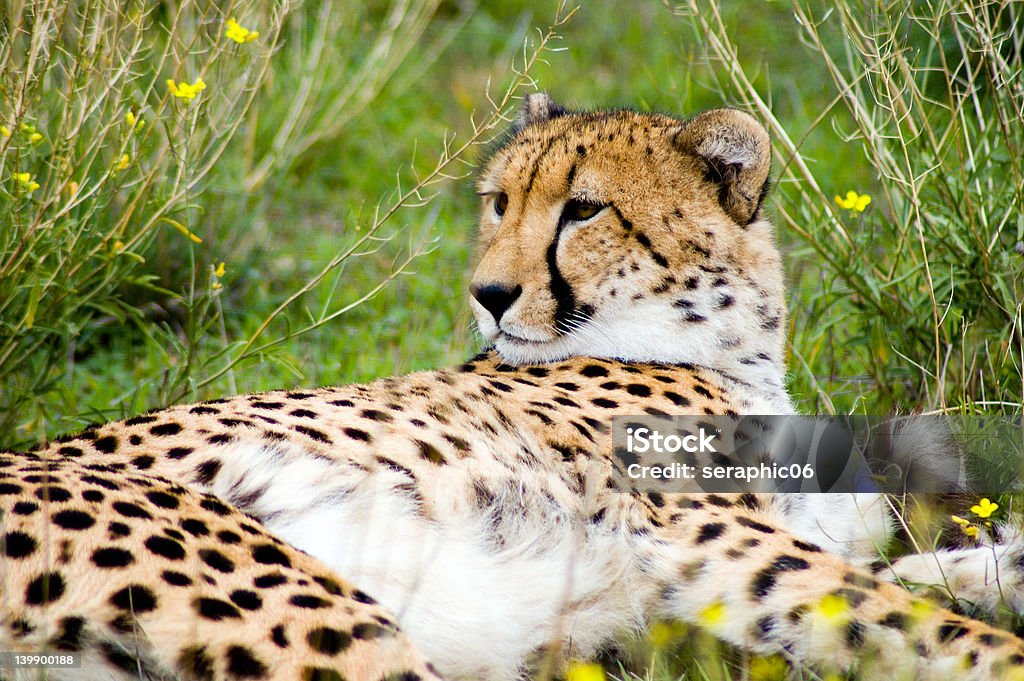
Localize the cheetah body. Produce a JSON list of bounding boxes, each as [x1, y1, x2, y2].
[[4, 96, 1024, 681]]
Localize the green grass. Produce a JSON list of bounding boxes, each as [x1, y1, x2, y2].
[[2, 1, 1023, 678], [1, 0, 880, 446]]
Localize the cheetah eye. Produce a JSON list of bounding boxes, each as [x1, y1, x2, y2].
[[562, 199, 604, 223], [493, 192, 509, 217]]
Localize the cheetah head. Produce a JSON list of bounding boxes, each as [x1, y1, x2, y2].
[[471, 94, 786, 386]]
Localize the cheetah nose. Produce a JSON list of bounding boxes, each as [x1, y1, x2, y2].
[[470, 283, 522, 324]]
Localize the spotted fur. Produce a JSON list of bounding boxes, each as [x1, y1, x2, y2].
[[0, 453, 440, 681], [3, 95, 1023, 680]]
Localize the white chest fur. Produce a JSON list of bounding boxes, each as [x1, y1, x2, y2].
[[205, 439, 653, 681]]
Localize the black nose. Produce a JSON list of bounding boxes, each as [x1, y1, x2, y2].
[[470, 283, 522, 324]]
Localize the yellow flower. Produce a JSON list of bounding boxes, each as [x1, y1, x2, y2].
[[698, 600, 726, 628], [125, 111, 145, 130], [952, 514, 981, 539], [565, 662, 605, 681], [648, 621, 672, 648], [112, 240, 125, 253], [167, 78, 207, 101], [225, 18, 259, 43], [970, 498, 999, 519], [115, 154, 130, 171], [213, 261, 226, 289], [66, 181, 79, 196], [909, 598, 935, 622], [14, 172, 40, 193], [814, 593, 849, 622], [647, 620, 687, 648], [834, 190, 872, 213], [749, 655, 789, 681], [7, 122, 43, 143]]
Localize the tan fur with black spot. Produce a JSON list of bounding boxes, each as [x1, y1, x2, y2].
[[0, 453, 441, 681]]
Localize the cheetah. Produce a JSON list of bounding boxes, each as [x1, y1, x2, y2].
[[4, 94, 1024, 680], [0, 453, 443, 681]]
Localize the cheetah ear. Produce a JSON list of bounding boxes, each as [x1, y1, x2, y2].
[[674, 108, 772, 225], [513, 93, 568, 132]]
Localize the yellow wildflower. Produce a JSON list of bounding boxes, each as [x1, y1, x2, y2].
[[112, 240, 125, 253], [126, 111, 145, 130], [909, 598, 935, 622], [698, 600, 726, 628], [814, 593, 849, 623], [648, 621, 672, 648], [0, 125, 9, 137], [952, 514, 981, 539], [212, 261, 226, 290], [647, 620, 687, 648], [10, 122, 43, 143], [225, 18, 259, 43], [14, 172, 40, 193], [749, 655, 789, 681], [834, 190, 872, 213], [115, 154, 130, 171], [167, 78, 207, 102], [67, 181, 79, 196], [565, 662, 605, 681], [970, 498, 999, 519]]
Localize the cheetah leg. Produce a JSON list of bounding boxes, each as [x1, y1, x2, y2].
[[882, 529, 1024, 617], [761, 415, 967, 569], [767, 492, 894, 566], [0, 453, 443, 681], [657, 504, 1024, 680]]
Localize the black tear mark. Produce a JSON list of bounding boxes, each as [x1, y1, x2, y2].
[[546, 222, 576, 334]]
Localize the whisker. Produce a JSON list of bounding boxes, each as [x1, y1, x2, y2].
[[560, 312, 617, 349]]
